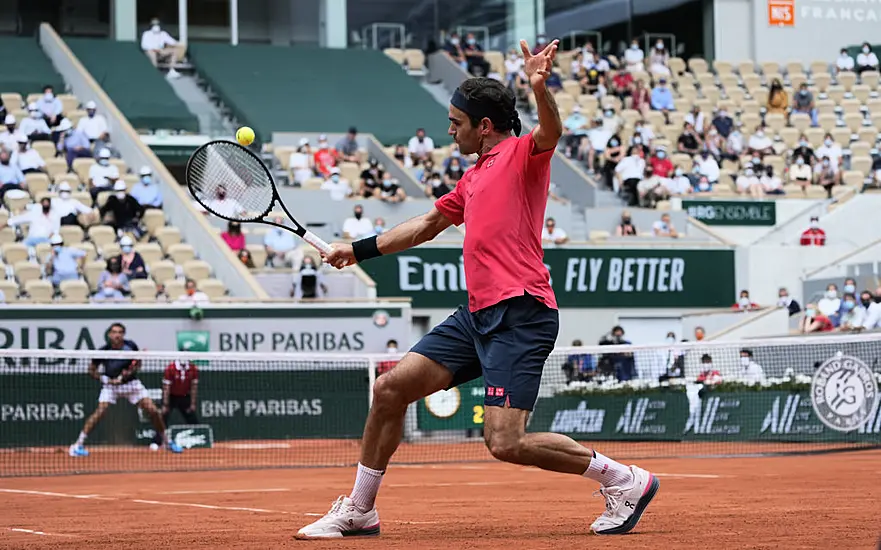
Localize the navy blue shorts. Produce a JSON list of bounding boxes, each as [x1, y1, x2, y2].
[[410, 294, 559, 411]]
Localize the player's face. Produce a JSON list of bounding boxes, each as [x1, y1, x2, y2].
[[448, 105, 482, 156], [108, 326, 124, 346]]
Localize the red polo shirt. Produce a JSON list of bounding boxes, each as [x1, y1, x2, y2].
[[163, 361, 198, 397], [800, 228, 826, 246], [435, 133, 557, 312]]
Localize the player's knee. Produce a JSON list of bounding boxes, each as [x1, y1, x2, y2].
[[371, 375, 408, 412], [484, 430, 522, 464]]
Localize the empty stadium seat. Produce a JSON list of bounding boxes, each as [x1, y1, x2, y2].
[[134, 242, 163, 266], [155, 226, 182, 251], [88, 225, 117, 250], [166, 243, 195, 265], [0, 279, 19, 302], [164, 278, 186, 301], [72, 158, 95, 183], [14, 261, 41, 286], [142, 209, 166, 236], [60, 225, 85, 246], [197, 278, 226, 299], [24, 279, 53, 303], [130, 278, 158, 302], [2, 243, 28, 265], [183, 259, 211, 281], [100, 242, 120, 259], [0, 227, 14, 246], [59, 279, 90, 303], [147, 260, 176, 286], [83, 260, 106, 291], [25, 173, 51, 198]]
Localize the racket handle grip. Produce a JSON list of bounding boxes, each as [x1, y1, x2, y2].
[[303, 231, 332, 255]]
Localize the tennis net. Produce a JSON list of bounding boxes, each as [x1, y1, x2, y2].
[[1, 332, 879, 477]]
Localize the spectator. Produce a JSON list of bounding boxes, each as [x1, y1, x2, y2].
[[839, 293, 865, 331], [175, 278, 210, 305], [652, 212, 679, 238], [531, 34, 549, 55], [711, 108, 734, 138], [789, 156, 813, 192], [373, 217, 387, 235], [649, 147, 673, 178], [54, 182, 92, 226], [377, 176, 406, 203], [129, 166, 163, 209], [36, 85, 63, 126], [320, 166, 352, 201], [601, 133, 624, 190], [703, 129, 724, 160], [632, 119, 654, 149], [141, 18, 180, 79], [19, 104, 51, 141], [44, 233, 85, 286], [677, 122, 702, 155], [761, 166, 784, 195], [695, 150, 720, 184], [100, 180, 144, 237], [776, 287, 802, 316], [90, 132, 120, 159], [843, 278, 857, 297], [836, 48, 855, 73], [3, 196, 59, 246], [815, 134, 843, 171], [541, 217, 569, 247], [376, 339, 400, 377], [747, 126, 774, 157], [237, 249, 255, 268], [598, 326, 636, 381], [648, 40, 670, 75], [657, 332, 685, 382], [117, 235, 147, 280], [313, 135, 337, 178], [264, 216, 302, 268], [665, 166, 692, 197], [637, 166, 668, 207], [562, 104, 588, 156], [289, 139, 314, 186], [615, 145, 646, 204], [799, 303, 834, 333], [57, 119, 91, 168], [583, 116, 608, 173], [733, 289, 759, 311], [860, 287, 881, 330], [630, 79, 651, 117], [77, 101, 109, 142], [0, 114, 17, 152], [766, 79, 788, 115], [610, 68, 633, 102], [442, 144, 469, 171], [856, 42, 880, 74], [462, 33, 490, 77], [736, 167, 764, 198], [88, 148, 120, 202], [815, 156, 840, 198], [94, 257, 129, 301], [414, 157, 439, 184], [693, 326, 706, 341], [725, 122, 745, 157], [791, 135, 815, 166], [342, 204, 373, 239], [407, 128, 435, 165], [684, 105, 707, 137], [291, 256, 327, 299], [425, 172, 451, 199], [11, 135, 44, 174], [577, 58, 603, 96], [696, 354, 722, 385], [800, 216, 826, 246], [444, 156, 466, 187], [334, 127, 359, 163], [623, 39, 645, 72], [201, 184, 245, 218], [739, 349, 765, 382], [220, 221, 245, 252], [358, 158, 383, 197], [747, 153, 764, 174], [615, 210, 638, 236], [443, 32, 468, 71], [792, 83, 818, 127], [650, 78, 675, 116], [817, 284, 841, 317], [504, 48, 524, 84], [562, 340, 595, 383]]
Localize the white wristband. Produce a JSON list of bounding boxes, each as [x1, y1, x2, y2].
[[100, 375, 109, 384]]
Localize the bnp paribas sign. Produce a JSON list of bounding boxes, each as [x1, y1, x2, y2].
[[361, 247, 735, 309]]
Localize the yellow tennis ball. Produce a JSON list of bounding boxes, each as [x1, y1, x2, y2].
[[236, 127, 255, 146]]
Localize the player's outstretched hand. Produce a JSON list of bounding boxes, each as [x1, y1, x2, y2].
[[322, 243, 356, 270], [520, 38, 559, 88]]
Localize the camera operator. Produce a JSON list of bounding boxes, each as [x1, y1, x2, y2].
[[597, 325, 636, 381]]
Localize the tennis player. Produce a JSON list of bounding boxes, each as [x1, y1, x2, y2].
[[297, 39, 658, 539], [68, 323, 183, 456]]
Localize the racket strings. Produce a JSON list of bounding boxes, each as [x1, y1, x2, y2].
[[188, 141, 274, 221]]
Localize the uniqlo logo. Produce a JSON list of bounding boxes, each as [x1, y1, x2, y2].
[[486, 387, 505, 397]]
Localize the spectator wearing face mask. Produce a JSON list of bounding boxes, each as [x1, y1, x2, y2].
[[835, 48, 855, 74], [610, 69, 634, 102], [320, 167, 352, 201], [800, 216, 826, 246], [237, 249, 255, 268], [632, 120, 653, 149], [444, 157, 466, 187], [36, 85, 63, 127], [677, 122, 702, 155], [342, 204, 373, 240], [776, 287, 802, 316], [789, 155, 813, 192], [623, 39, 645, 72], [737, 166, 764, 198], [88, 148, 120, 202], [94, 257, 130, 301], [53, 181, 92, 226], [221, 221, 245, 252], [637, 166, 669, 207], [791, 135, 815, 166], [747, 126, 774, 157], [264, 216, 303, 269], [839, 292, 867, 331], [3, 197, 59, 247], [541, 217, 568, 247], [649, 147, 673, 177], [75, 101, 108, 142], [289, 139, 314, 186], [696, 354, 722, 385], [615, 210, 638, 236], [684, 105, 707, 137], [615, 146, 646, 203], [377, 176, 406, 203], [648, 41, 670, 76], [200, 184, 245, 219], [443, 32, 468, 71], [10, 135, 44, 174], [665, 166, 692, 197], [373, 217, 387, 236], [711, 108, 734, 139], [726, 122, 745, 157], [578, 57, 604, 96], [815, 156, 840, 198], [19, 103, 52, 141], [833, 292, 859, 329], [462, 33, 491, 77], [56, 119, 92, 168], [562, 105, 588, 156], [376, 339, 402, 377], [630, 80, 651, 118], [739, 349, 765, 382], [792, 83, 818, 127], [816, 284, 841, 317], [407, 128, 435, 165], [703, 129, 724, 160], [629, 130, 650, 159], [732, 290, 758, 311], [651, 212, 678, 238], [504, 48, 524, 85], [531, 34, 550, 55], [767, 79, 788, 115], [312, 135, 338, 177], [800, 302, 834, 333], [602, 132, 624, 190], [815, 134, 842, 168], [695, 150, 720, 184], [424, 172, 451, 199], [175, 278, 211, 304], [44, 233, 85, 286], [358, 159, 383, 198], [650, 78, 675, 118], [842, 278, 857, 298], [141, 18, 180, 79], [100, 181, 144, 237], [0, 114, 18, 152], [129, 166, 162, 209], [116, 235, 147, 280], [859, 287, 881, 330], [856, 42, 879, 75], [291, 256, 327, 299]]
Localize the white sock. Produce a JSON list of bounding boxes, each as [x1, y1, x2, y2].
[[583, 451, 633, 488], [350, 463, 384, 512], [75, 432, 87, 446]]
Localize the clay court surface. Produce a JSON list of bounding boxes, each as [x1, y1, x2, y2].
[[2, 448, 880, 550]]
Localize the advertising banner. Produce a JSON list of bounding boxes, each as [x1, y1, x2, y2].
[[683, 200, 776, 226]]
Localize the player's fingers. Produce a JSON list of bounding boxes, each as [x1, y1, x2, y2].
[[519, 39, 532, 58], [540, 40, 559, 57]]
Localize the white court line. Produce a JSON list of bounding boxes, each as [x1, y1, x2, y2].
[[6, 528, 74, 538], [132, 499, 281, 514], [157, 488, 291, 495], [0, 488, 115, 500]]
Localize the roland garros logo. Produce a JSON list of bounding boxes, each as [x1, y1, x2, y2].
[[811, 354, 879, 432]]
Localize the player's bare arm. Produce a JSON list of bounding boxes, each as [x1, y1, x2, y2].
[[520, 39, 563, 151], [88, 360, 101, 382], [117, 359, 141, 385]]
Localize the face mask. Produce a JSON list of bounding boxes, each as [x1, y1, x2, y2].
[[823, 160, 830, 167], [41, 203, 51, 213], [796, 158, 805, 166], [30, 111, 40, 119], [622, 217, 631, 224], [739, 297, 751, 307], [692, 166, 701, 174], [810, 221, 819, 229], [799, 140, 808, 148], [875, 296, 881, 304], [657, 151, 666, 159], [88, 111, 96, 118], [354, 212, 362, 220], [862, 298, 872, 308], [751, 157, 761, 165], [109, 263, 120, 274], [631, 44, 638, 50], [467, 38, 476, 45], [863, 46, 870, 53], [755, 131, 764, 138], [431, 178, 442, 187], [666, 336, 675, 343], [142, 176, 152, 184], [674, 169, 683, 177], [451, 150, 461, 158], [841, 52, 848, 58], [99, 158, 109, 166], [60, 191, 71, 199], [745, 170, 754, 177], [800, 90, 808, 97], [5, 125, 14, 133], [740, 356, 751, 367], [121, 246, 133, 254], [604, 110, 613, 118], [778, 295, 790, 306], [538, 37, 547, 45], [386, 347, 397, 353], [806, 308, 816, 317], [450, 38, 459, 45], [331, 174, 340, 182], [53, 245, 62, 253], [826, 290, 837, 299], [508, 54, 517, 60], [152, 25, 160, 32], [842, 301, 855, 311], [698, 180, 710, 191], [116, 192, 126, 200], [217, 192, 226, 200], [656, 43, 664, 50], [824, 139, 833, 147], [450, 165, 460, 171], [44, 92, 54, 101], [382, 179, 392, 187], [633, 137, 642, 145], [844, 284, 856, 294]]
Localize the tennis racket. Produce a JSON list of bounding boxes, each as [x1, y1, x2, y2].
[[185, 140, 331, 255]]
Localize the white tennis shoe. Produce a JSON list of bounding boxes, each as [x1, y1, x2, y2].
[[590, 465, 659, 535], [295, 496, 380, 539]]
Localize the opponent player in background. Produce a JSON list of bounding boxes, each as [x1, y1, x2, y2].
[[297, 39, 658, 540], [68, 322, 183, 456]]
